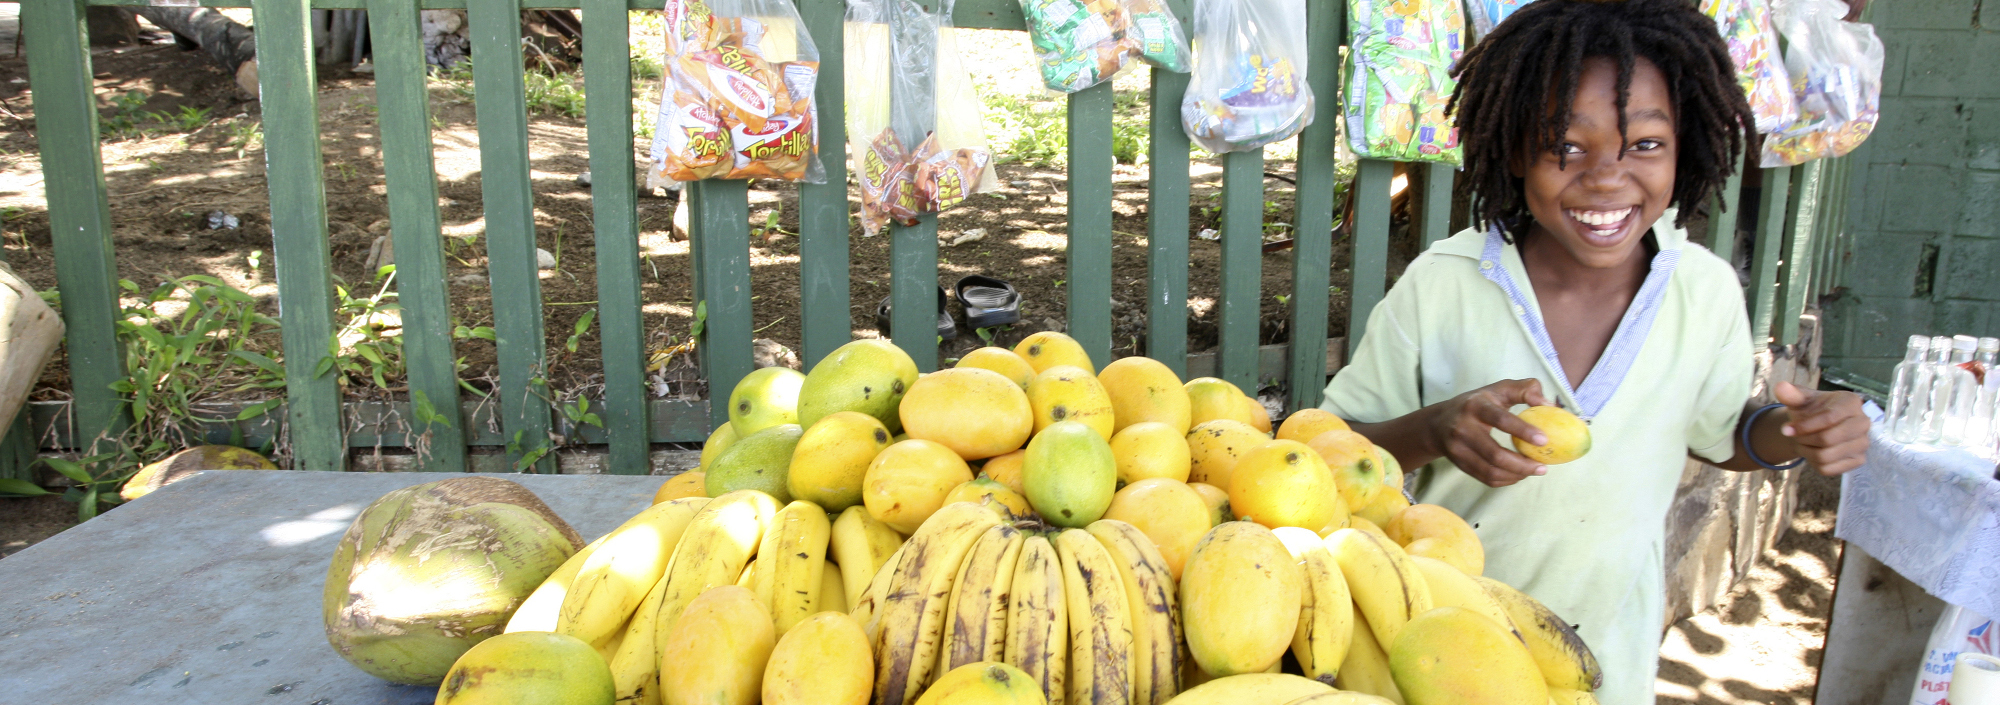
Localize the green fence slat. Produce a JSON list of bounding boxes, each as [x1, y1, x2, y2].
[[1777, 159, 1824, 346], [1146, 70, 1191, 378], [1417, 164, 1454, 248], [694, 180, 755, 427], [581, 0, 651, 474], [1286, 0, 1343, 411], [1747, 166, 1792, 347], [21, 0, 127, 453], [798, 0, 851, 368], [1711, 166, 1744, 264], [1218, 150, 1263, 391], [365, 0, 466, 472], [1348, 159, 1393, 358], [249, 0, 344, 470], [1068, 83, 1115, 370], [889, 217, 941, 373], [467, 0, 554, 471]]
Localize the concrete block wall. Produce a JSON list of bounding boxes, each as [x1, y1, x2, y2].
[[1821, 1, 2000, 380]]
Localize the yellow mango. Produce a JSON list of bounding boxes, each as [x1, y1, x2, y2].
[[1097, 356, 1191, 434], [1406, 556, 1512, 632], [1185, 378, 1255, 427], [1388, 606, 1548, 705], [914, 662, 1049, 705], [1026, 365, 1116, 441], [728, 367, 805, 436], [1022, 421, 1117, 528], [435, 632, 613, 705], [1187, 482, 1232, 527], [1227, 440, 1346, 532], [789, 411, 894, 512], [1242, 395, 1273, 434], [1385, 504, 1485, 576], [1185, 419, 1267, 490], [1354, 488, 1411, 529], [1512, 405, 1590, 465], [863, 439, 976, 534], [659, 586, 775, 705], [699, 423, 740, 470], [1102, 478, 1212, 579], [979, 450, 1028, 497], [1276, 409, 1351, 444], [762, 612, 872, 705], [1109, 421, 1192, 484], [654, 471, 707, 504], [1014, 331, 1095, 374], [944, 477, 1034, 520], [1307, 430, 1387, 513], [901, 367, 1034, 460], [957, 347, 1037, 389], [1179, 522, 1303, 676], [797, 339, 920, 433]]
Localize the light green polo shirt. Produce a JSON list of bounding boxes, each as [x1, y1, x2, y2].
[[1321, 218, 1752, 705]]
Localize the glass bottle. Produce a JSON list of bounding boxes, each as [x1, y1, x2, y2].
[[1978, 337, 2000, 453], [1919, 336, 1954, 443], [1940, 336, 1980, 445], [1887, 334, 1935, 444]]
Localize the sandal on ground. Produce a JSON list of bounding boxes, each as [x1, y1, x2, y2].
[[954, 274, 1021, 329], [875, 286, 957, 341]]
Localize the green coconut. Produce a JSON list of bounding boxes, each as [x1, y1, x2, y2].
[[323, 476, 583, 685]]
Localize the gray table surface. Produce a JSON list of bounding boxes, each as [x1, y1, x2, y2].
[[0, 470, 665, 704]]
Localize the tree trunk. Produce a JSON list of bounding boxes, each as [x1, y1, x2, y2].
[[130, 7, 257, 74], [85, 7, 141, 47]]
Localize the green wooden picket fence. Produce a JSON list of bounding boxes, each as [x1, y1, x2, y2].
[[13, 0, 1843, 474]]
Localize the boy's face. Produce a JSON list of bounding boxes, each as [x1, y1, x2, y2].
[[1520, 56, 1677, 269]]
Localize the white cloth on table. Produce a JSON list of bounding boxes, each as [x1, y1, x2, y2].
[[1837, 425, 2000, 619]]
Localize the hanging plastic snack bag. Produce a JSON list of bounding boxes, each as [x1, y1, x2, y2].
[[1179, 0, 1313, 154], [1343, 0, 1464, 164], [1120, 0, 1190, 73], [1700, 0, 1797, 135], [645, 0, 824, 186], [1465, 0, 1529, 40], [1760, 0, 1882, 167], [1019, 0, 1133, 93], [846, 0, 999, 234]]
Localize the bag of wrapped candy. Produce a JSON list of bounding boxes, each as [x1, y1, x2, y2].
[[1179, 0, 1313, 154], [845, 0, 999, 235], [1700, 0, 1797, 135], [1017, 0, 1189, 94], [644, 0, 825, 187], [1342, 0, 1464, 164], [1760, 0, 1882, 167]]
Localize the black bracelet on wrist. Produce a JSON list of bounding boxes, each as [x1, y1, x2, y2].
[[1741, 403, 1804, 471]]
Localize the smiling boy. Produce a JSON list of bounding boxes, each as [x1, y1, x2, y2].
[[1319, 2, 1870, 702]]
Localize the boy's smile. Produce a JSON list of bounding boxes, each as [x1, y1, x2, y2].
[[1520, 56, 1678, 270]]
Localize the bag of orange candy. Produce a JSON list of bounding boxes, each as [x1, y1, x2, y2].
[[646, 0, 825, 186]]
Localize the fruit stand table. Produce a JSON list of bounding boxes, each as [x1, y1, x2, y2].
[[0, 470, 663, 704], [1816, 425, 2000, 705]]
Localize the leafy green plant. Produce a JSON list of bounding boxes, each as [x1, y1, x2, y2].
[[565, 309, 597, 354], [99, 91, 152, 140], [147, 105, 213, 132], [320, 266, 405, 391]]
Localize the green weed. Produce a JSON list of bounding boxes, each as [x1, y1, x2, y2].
[[983, 88, 1152, 167]]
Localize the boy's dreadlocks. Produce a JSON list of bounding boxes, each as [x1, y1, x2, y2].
[[1448, 0, 1754, 235]]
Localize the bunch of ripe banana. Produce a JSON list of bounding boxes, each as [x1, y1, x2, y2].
[[855, 500, 1186, 705]]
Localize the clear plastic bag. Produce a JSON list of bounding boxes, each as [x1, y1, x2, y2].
[[1179, 0, 1313, 154], [845, 0, 999, 235], [1343, 0, 1464, 164], [1017, 0, 1190, 93], [645, 0, 825, 186], [1700, 0, 1798, 135], [1760, 0, 1882, 167], [1910, 605, 1998, 705]]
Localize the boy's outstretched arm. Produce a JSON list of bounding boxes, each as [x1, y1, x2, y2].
[[1712, 381, 1870, 475], [1348, 379, 1556, 488]]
